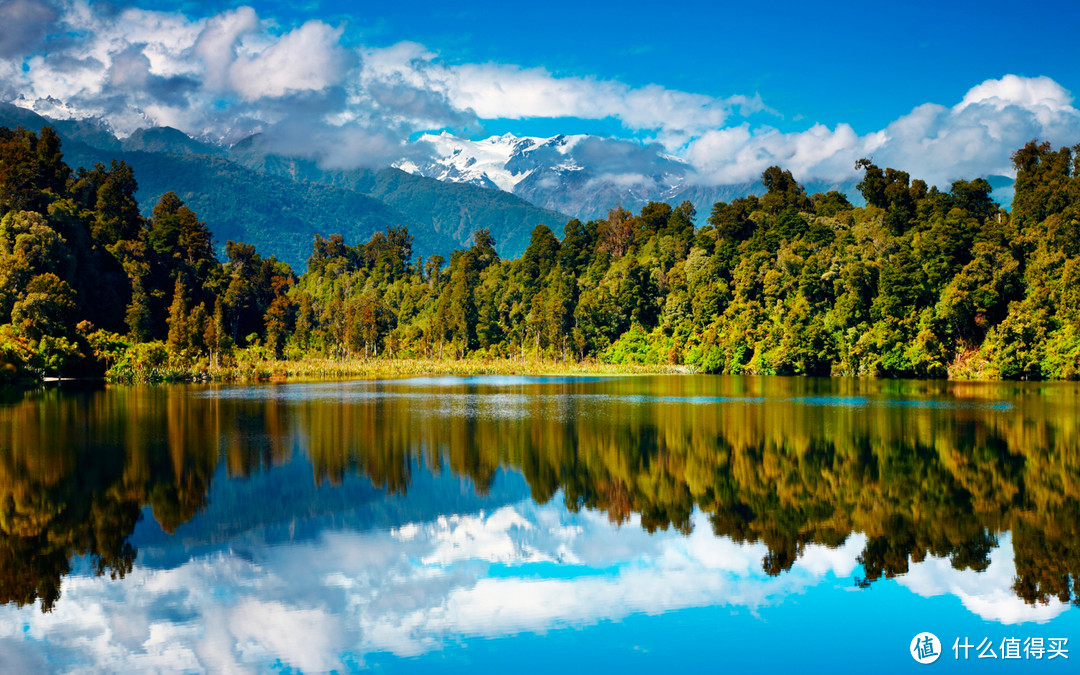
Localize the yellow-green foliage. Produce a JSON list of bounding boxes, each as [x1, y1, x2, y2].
[[106, 354, 689, 383], [2, 125, 1080, 382]]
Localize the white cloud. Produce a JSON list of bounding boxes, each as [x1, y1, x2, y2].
[[228, 20, 348, 101], [683, 75, 1080, 187], [957, 74, 1073, 118], [1, 3, 1076, 189], [3, 3, 356, 141], [877, 79, 1080, 183], [421, 507, 551, 566], [896, 533, 1069, 625], [685, 122, 884, 185], [355, 48, 767, 149], [0, 502, 1063, 672], [0, 2, 767, 162], [192, 6, 260, 92], [230, 599, 345, 673]]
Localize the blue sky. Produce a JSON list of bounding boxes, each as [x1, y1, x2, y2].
[[105, 0, 1080, 135], [2, 0, 1079, 186]]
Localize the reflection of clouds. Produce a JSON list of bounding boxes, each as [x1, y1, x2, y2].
[[794, 537, 863, 577], [0, 506, 1069, 672], [0, 637, 48, 672], [231, 599, 345, 673], [896, 533, 1068, 625], [418, 508, 562, 565]]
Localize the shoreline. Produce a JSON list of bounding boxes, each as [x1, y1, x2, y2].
[[10, 357, 1064, 386], [103, 357, 696, 384], [9, 359, 1079, 390]]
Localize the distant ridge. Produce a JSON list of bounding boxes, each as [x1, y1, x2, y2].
[[397, 131, 864, 220], [122, 126, 224, 156], [0, 103, 1016, 268], [396, 131, 1018, 219], [229, 135, 571, 257], [0, 103, 571, 268]]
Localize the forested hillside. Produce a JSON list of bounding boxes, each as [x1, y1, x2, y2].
[[228, 137, 570, 257], [0, 124, 1077, 382], [0, 105, 568, 267], [277, 143, 1080, 380]]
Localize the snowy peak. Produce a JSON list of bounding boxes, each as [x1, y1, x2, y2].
[[15, 94, 96, 123], [398, 132, 587, 192], [397, 131, 701, 220]]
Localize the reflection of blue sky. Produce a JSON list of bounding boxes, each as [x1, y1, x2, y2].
[[197, 382, 1015, 420], [1, 492, 1074, 673], [896, 535, 1068, 626]]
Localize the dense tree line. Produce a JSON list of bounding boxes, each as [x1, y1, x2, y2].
[[260, 138, 1080, 380], [0, 125, 294, 381], [0, 125, 1078, 381]]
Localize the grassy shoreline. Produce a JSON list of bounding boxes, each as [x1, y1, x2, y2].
[[105, 357, 695, 383]]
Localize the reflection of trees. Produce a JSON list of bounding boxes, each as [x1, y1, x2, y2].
[[312, 377, 1080, 607], [0, 387, 218, 611], [2, 377, 1079, 612], [301, 396, 416, 492], [1012, 515, 1080, 606]]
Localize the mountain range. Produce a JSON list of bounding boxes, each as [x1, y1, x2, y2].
[[0, 102, 1016, 269], [397, 131, 1017, 219], [397, 131, 861, 220], [0, 103, 569, 269]]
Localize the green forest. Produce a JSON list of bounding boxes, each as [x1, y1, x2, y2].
[[1, 124, 1079, 383]]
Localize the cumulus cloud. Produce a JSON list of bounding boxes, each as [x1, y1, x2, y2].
[[957, 74, 1073, 119], [685, 122, 881, 185], [230, 599, 346, 673], [685, 75, 1080, 188], [350, 40, 761, 146], [0, 505, 785, 668], [262, 119, 435, 169], [227, 21, 350, 101], [0, 3, 1076, 189], [0, 2, 420, 159], [896, 532, 1069, 625], [0, 501, 1059, 672], [874, 79, 1080, 183], [572, 135, 690, 184], [0, 0, 58, 59], [409, 72, 1080, 198], [0, 2, 769, 168], [191, 6, 260, 92], [381, 59, 762, 148]]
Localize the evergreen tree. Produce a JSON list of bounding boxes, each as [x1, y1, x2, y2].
[[165, 279, 190, 357]]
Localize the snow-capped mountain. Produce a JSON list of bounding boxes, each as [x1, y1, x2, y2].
[[398, 131, 868, 222], [15, 94, 101, 123], [397, 132, 587, 192], [398, 132, 715, 221]]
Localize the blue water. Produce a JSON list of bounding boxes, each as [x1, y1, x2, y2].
[[0, 375, 1076, 672]]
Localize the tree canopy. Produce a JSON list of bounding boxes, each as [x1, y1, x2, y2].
[[0, 126, 1078, 382]]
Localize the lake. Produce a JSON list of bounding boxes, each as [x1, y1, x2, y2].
[[1, 375, 1078, 672]]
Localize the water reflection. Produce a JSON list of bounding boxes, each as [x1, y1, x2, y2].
[[0, 376, 1078, 632], [0, 501, 1069, 672]]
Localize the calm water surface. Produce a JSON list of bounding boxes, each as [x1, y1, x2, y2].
[[1, 375, 1078, 672]]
